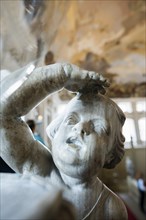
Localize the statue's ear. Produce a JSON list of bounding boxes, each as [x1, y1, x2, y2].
[[103, 144, 125, 169], [46, 116, 63, 141]]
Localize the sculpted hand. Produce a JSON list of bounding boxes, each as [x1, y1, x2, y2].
[[62, 63, 110, 94]]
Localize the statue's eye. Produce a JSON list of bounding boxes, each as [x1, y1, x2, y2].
[[65, 116, 78, 125]]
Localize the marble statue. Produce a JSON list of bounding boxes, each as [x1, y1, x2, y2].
[[1, 173, 76, 220], [1, 63, 128, 220]]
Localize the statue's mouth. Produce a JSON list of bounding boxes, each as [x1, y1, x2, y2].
[[66, 137, 82, 149]]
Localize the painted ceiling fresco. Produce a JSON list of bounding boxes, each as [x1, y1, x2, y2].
[[1, 0, 145, 98]]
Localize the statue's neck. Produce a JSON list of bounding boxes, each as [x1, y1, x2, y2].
[[60, 171, 100, 189]]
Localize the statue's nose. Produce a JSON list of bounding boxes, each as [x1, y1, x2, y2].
[[72, 121, 93, 136]]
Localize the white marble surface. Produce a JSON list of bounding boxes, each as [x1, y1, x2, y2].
[[1, 173, 75, 220]]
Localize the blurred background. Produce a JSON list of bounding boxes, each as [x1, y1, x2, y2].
[[0, 0, 146, 219]]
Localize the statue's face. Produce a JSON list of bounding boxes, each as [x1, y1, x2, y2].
[[52, 97, 111, 178]]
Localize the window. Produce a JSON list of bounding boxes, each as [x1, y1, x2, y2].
[[122, 118, 136, 143], [136, 101, 146, 112], [117, 102, 133, 113], [138, 117, 146, 142], [114, 98, 146, 148]]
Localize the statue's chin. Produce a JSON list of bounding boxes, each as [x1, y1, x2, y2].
[[54, 157, 96, 179], [53, 145, 87, 165], [54, 153, 85, 167], [59, 155, 104, 180]]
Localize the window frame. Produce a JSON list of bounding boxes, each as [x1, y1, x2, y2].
[[113, 97, 146, 149]]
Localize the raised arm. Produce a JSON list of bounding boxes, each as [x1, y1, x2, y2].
[[0, 63, 108, 176]]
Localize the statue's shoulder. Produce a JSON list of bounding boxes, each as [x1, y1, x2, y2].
[[85, 184, 128, 220], [104, 186, 128, 220]]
